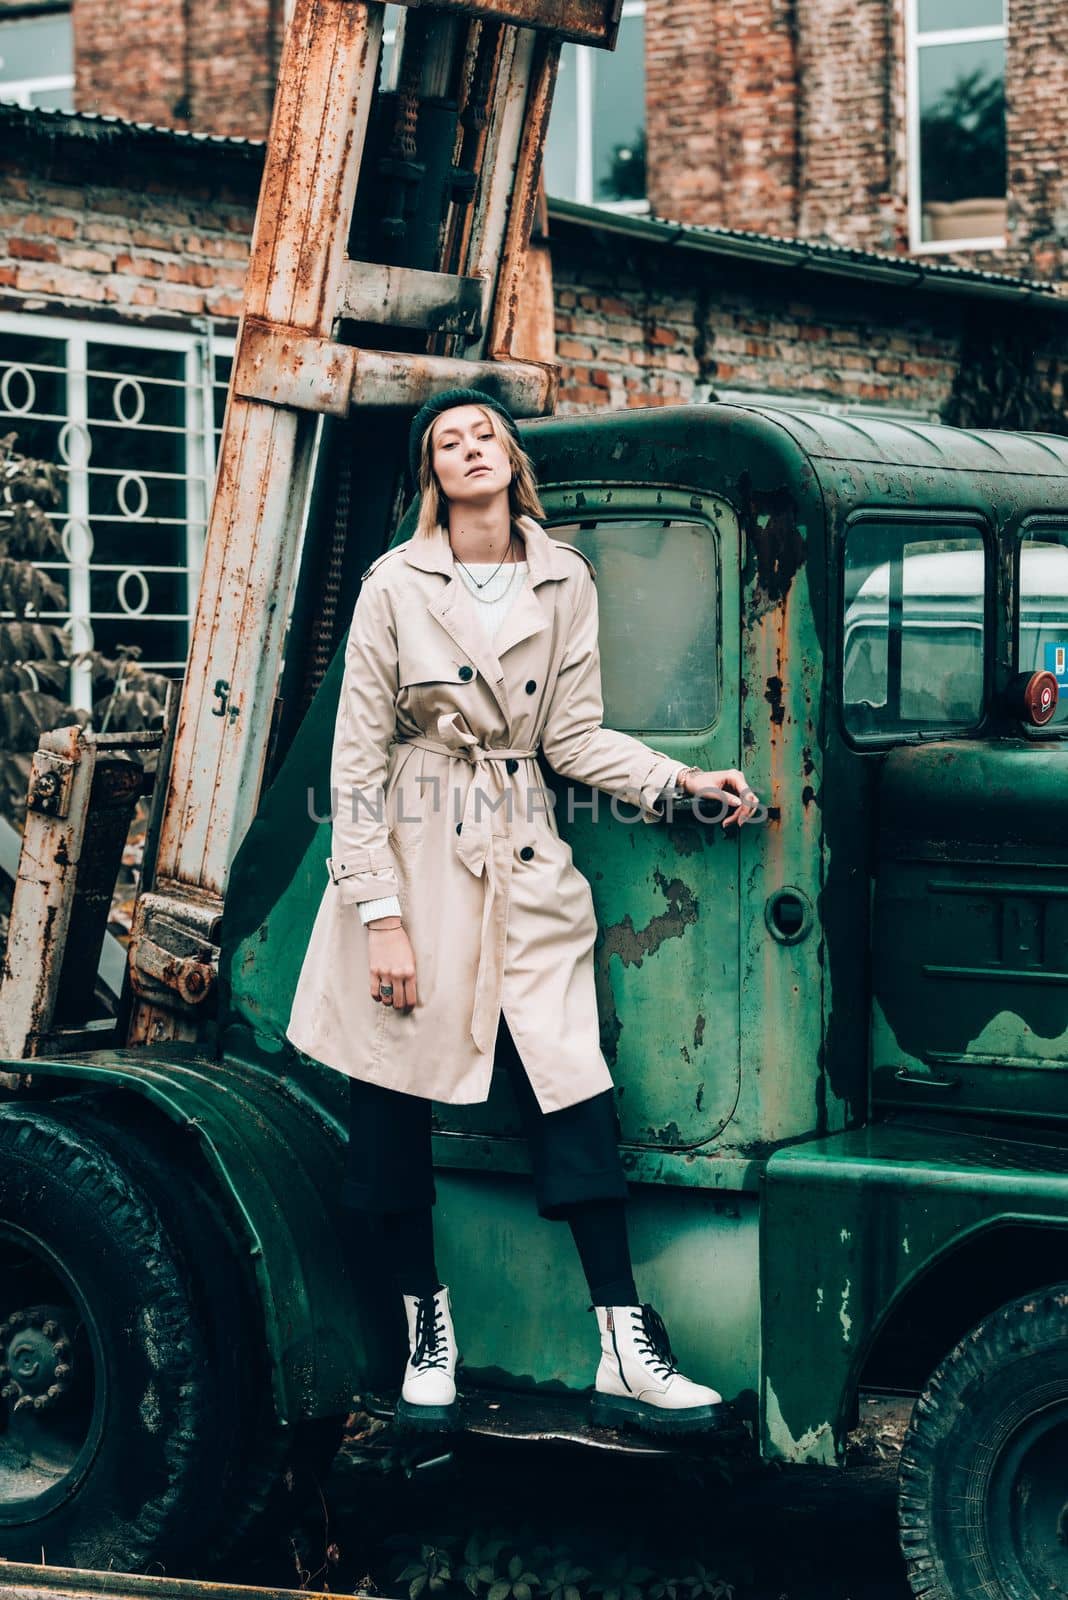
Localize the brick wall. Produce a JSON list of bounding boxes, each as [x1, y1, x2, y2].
[[646, 0, 1068, 282], [645, 0, 798, 234], [0, 123, 259, 319], [794, 0, 903, 253], [73, 0, 280, 139], [551, 226, 964, 418], [1004, 0, 1068, 279]]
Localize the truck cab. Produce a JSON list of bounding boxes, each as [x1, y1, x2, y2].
[[3, 401, 1067, 1600]]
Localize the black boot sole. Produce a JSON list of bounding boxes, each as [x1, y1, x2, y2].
[[395, 1397, 462, 1434], [591, 1393, 729, 1436]]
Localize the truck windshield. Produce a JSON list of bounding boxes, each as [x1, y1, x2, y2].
[[1018, 529, 1068, 728], [842, 521, 986, 740]]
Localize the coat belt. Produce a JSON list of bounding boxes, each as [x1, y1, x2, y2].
[[394, 736, 539, 1054]]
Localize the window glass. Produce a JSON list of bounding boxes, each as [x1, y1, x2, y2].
[[545, 4, 645, 207], [550, 518, 717, 732], [1019, 531, 1068, 728], [592, 13, 645, 203], [916, 30, 1006, 244], [918, 0, 1004, 29], [843, 524, 985, 738], [0, 12, 74, 110], [543, 44, 579, 201], [381, 4, 403, 92]]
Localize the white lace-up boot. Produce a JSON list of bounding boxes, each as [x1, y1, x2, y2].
[[395, 1285, 460, 1431], [590, 1303, 726, 1435]]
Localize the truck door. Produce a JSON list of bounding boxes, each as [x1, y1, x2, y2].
[[849, 517, 1068, 1118], [438, 488, 743, 1152]]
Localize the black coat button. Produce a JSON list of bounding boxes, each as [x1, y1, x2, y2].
[[459, 665, 473, 681], [456, 823, 463, 834], [525, 679, 537, 694], [506, 758, 518, 774], [519, 845, 534, 861]]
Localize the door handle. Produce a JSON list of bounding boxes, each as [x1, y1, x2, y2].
[[893, 1067, 961, 1092]]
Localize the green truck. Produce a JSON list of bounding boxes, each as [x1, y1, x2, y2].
[[2, 399, 1067, 1600]]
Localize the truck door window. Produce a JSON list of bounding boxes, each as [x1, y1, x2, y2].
[[842, 522, 985, 739], [550, 518, 718, 732], [1018, 529, 1068, 728]]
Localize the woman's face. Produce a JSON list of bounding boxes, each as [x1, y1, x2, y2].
[[430, 405, 512, 508]]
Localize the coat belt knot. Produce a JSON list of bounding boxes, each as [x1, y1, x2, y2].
[[394, 735, 539, 1054]]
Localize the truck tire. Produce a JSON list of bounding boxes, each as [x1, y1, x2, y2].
[[45, 1093, 346, 1575], [0, 1103, 233, 1571], [898, 1281, 1068, 1600]]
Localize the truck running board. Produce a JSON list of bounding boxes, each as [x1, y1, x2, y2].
[[364, 1386, 750, 1458]]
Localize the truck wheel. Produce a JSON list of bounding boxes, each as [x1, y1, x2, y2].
[[898, 1282, 1068, 1600], [0, 1104, 230, 1571], [43, 1093, 347, 1577]]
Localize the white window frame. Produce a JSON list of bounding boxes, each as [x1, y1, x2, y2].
[[0, 7, 74, 111], [906, 0, 1008, 255], [0, 73, 74, 108], [0, 310, 234, 709]]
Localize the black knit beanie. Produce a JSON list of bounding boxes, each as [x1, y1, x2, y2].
[[408, 387, 521, 487]]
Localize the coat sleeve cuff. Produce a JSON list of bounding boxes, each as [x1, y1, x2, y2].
[[326, 851, 400, 906], [359, 894, 402, 924], [630, 753, 691, 822]]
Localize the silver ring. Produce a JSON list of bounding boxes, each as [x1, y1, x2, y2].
[[379, 984, 394, 997]]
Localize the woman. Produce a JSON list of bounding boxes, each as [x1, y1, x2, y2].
[[286, 388, 761, 1436]]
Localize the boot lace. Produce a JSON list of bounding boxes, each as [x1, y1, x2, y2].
[[412, 1293, 448, 1371], [631, 1304, 680, 1380]]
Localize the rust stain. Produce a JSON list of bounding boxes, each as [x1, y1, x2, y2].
[[738, 473, 806, 624], [594, 870, 699, 1065]]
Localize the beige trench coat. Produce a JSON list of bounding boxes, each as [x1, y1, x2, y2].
[[285, 515, 687, 1112]]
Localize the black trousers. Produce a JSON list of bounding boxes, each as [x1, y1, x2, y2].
[[344, 1010, 628, 1220]]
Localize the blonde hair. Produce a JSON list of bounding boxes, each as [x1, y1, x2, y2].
[[415, 405, 545, 539]]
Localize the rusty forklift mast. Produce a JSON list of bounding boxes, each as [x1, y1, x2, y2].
[[0, 0, 623, 1060]]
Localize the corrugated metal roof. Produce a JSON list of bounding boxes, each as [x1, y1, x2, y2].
[[0, 97, 265, 154], [547, 198, 1068, 310]]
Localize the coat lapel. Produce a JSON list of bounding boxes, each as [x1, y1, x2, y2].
[[402, 518, 568, 725]]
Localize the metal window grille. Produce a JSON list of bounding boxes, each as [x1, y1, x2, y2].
[[0, 311, 235, 710]]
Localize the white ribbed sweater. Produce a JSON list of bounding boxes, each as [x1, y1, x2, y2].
[[359, 561, 529, 925]]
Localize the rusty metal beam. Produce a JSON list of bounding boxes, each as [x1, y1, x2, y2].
[[395, 0, 622, 46], [0, 725, 99, 1066], [339, 262, 485, 334], [143, 0, 384, 908], [234, 321, 556, 415]]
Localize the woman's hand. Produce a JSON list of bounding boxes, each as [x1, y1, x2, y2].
[[367, 921, 419, 1012], [680, 767, 763, 828]]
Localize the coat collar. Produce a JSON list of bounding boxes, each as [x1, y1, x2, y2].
[[402, 517, 564, 724], [401, 515, 568, 589]]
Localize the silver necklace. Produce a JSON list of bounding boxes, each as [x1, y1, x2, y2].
[[456, 557, 523, 606], [453, 530, 516, 589]]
